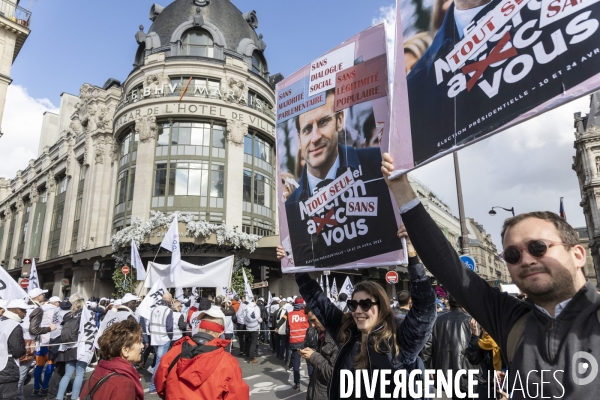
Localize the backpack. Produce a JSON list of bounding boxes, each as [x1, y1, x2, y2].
[[61, 313, 81, 343], [83, 373, 120, 400], [506, 308, 600, 365]]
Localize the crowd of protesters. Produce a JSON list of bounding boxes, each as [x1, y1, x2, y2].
[[2, 158, 599, 399]]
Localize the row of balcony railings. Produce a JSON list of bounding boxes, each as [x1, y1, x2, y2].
[[0, 0, 31, 28]]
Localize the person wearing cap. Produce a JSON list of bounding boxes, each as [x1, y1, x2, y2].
[[154, 307, 249, 400], [244, 296, 262, 363], [235, 295, 248, 357], [0, 299, 30, 399], [94, 293, 138, 351], [170, 300, 187, 343], [268, 296, 280, 353], [29, 294, 60, 397], [285, 297, 294, 313], [256, 297, 269, 348], [220, 300, 236, 353], [288, 297, 310, 391], [147, 292, 174, 395]]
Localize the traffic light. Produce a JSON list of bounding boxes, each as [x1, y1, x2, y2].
[[260, 266, 269, 281]]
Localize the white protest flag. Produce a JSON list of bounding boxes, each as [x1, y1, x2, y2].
[[131, 239, 146, 281], [242, 267, 253, 300], [145, 257, 233, 290], [268, 291, 272, 306], [340, 276, 354, 297], [137, 278, 168, 320], [77, 306, 97, 364], [160, 214, 182, 282], [331, 277, 338, 299], [175, 287, 184, 302], [325, 275, 331, 298], [28, 259, 40, 292], [319, 275, 323, 292], [0, 265, 27, 302]]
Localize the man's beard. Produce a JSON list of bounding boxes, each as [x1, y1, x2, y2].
[[518, 263, 577, 305]]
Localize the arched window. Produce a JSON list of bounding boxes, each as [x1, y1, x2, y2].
[[251, 50, 266, 75], [181, 29, 214, 57]]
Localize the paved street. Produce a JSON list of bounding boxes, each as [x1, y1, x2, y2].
[[22, 340, 310, 400]]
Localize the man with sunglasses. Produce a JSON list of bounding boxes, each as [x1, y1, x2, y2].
[[382, 153, 599, 399]]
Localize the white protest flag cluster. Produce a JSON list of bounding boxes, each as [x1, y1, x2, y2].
[[28, 258, 40, 292], [160, 214, 182, 283], [77, 306, 98, 364], [340, 276, 354, 298], [137, 278, 168, 320], [0, 264, 27, 302], [131, 239, 146, 281], [325, 275, 331, 298]]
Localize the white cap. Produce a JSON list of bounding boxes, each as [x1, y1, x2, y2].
[[28, 288, 48, 298], [272, 297, 280, 302], [0, 299, 6, 309], [114, 299, 122, 306], [121, 293, 140, 303], [287, 297, 293, 303], [48, 296, 61, 303], [258, 297, 264, 302], [196, 306, 226, 327], [7, 299, 34, 309], [109, 299, 115, 303]]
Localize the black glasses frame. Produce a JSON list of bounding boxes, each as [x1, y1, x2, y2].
[[501, 239, 573, 264], [347, 298, 379, 312]]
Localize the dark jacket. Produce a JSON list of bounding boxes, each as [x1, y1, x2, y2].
[[139, 316, 149, 345], [28, 306, 51, 337], [285, 144, 402, 267], [464, 334, 498, 400], [176, 313, 187, 336], [403, 201, 600, 399], [296, 258, 436, 400], [306, 329, 338, 400], [0, 317, 26, 383], [56, 310, 82, 363], [430, 308, 477, 392]]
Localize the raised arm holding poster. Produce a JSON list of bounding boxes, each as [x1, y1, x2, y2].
[[391, 0, 600, 173], [277, 24, 404, 272]]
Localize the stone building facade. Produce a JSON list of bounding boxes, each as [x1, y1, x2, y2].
[[572, 91, 600, 287], [466, 218, 510, 283], [0, 0, 31, 136], [0, 0, 288, 298]]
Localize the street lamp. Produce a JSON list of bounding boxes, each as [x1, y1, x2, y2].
[[92, 261, 101, 299], [489, 206, 515, 217]]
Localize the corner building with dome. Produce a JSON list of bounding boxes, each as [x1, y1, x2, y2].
[[0, 0, 297, 298]]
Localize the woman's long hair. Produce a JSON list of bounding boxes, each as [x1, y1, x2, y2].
[[337, 281, 399, 370], [69, 293, 85, 316]]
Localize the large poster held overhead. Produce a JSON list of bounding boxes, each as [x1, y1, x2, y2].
[[276, 24, 404, 272]]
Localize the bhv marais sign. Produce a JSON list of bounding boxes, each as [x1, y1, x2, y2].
[[115, 102, 275, 135]]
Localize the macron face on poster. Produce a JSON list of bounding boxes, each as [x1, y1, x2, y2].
[[397, 0, 600, 170], [276, 24, 404, 272]]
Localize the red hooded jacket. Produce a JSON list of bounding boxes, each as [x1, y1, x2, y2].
[[155, 337, 249, 400], [79, 357, 144, 400]]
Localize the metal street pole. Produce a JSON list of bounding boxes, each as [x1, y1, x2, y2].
[[92, 270, 97, 299], [454, 152, 470, 255]]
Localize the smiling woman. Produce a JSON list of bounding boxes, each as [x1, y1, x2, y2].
[[293, 236, 437, 400]]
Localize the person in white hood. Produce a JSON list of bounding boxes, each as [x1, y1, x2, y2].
[[244, 297, 262, 364]]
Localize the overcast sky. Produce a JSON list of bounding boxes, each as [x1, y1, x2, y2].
[[0, 0, 593, 251]]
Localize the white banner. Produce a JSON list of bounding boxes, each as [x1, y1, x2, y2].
[[131, 239, 146, 281], [160, 215, 182, 282], [28, 259, 39, 292], [340, 276, 354, 298], [138, 279, 168, 321], [144, 256, 234, 292], [77, 306, 97, 364], [0, 265, 27, 302]]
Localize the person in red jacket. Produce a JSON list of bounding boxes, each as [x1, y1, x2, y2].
[[155, 307, 249, 400], [288, 297, 310, 391], [79, 319, 144, 400]]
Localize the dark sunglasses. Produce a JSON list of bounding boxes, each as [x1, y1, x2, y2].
[[501, 239, 572, 265], [347, 298, 379, 312]]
